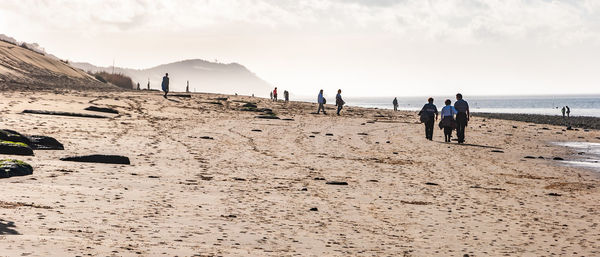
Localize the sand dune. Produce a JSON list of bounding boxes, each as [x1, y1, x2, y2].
[[0, 91, 599, 256], [0, 41, 118, 91]]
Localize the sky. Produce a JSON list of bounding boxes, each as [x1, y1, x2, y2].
[[1, 0, 599, 97]]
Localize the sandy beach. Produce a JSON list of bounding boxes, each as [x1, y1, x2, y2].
[[1, 90, 599, 256]]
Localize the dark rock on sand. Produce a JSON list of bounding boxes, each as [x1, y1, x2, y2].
[[255, 115, 280, 119], [326, 181, 348, 185], [538, 156, 545, 159], [26, 135, 64, 150], [200, 136, 214, 140], [60, 155, 130, 165], [171, 94, 192, 98], [84, 106, 119, 114], [325, 133, 333, 136], [301, 187, 308, 191], [553, 157, 564, 161], [0, 141, 34, 156], [491, 150, 504, 153], [313, 177, 326, 180], [425, 182, 439, 186], [251, 129, 262, 132], [281, 118, 295, 121], [23, 110, 108, 119], [524, 156, 536, 159], [547, 192, 562, 196], [0, 159, 33, 178], [1, 129, 63, 150], [309, 207, 318, 211]]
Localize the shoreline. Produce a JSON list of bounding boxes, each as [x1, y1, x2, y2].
[[472, 112, 600, 130]]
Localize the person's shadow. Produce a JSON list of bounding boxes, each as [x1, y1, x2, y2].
[[0, 219, 19, 235]]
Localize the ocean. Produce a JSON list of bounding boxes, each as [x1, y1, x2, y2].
[[333, 95, 600, 117]]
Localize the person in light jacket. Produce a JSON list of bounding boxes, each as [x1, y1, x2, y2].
[[317, 89, 326, 114], [440, 99, 458, 142]]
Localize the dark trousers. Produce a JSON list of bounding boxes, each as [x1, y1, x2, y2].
[[337, 105, 343, 115], [443, 127, 453, 142], [317, 103, 326, 114], [456, 112, 468, 143], [424, 117, 434, 140]]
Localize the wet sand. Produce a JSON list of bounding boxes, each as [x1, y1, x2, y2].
[[1, 90, 599, 256]]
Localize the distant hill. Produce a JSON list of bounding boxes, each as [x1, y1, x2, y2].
[[72, 59, 272, 95], [0, 40, 118, 91]]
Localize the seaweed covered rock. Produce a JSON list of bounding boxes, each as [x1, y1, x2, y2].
[[0, 129, 31, 145], [0, 141, 34, 156], [0, 159, 33, 178], [60, 154, 130, 165], [1, 129, 64, 150]]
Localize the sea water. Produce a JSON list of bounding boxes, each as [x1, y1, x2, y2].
[[332, 95, 600, 117], [554, 142, 600, 171]]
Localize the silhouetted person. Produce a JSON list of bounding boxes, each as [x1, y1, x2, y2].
[[186, 81, 190, 93], [317, 89, 326, 114], [440, 99, 458, 142], [418, 98, 438, 140], [454, 93, 470, 144], [284, 90, 289, 102], [335, 89, 345, 116], [270, 91, 273, 101], [136, 82, 140, 90], [566, 106, 570, 118], [147, 80, 150, 90], [273, 87, 278, 101], [561, 106, 566, 118], [393, 97, 398, 111], [161, 73, 169, 98]]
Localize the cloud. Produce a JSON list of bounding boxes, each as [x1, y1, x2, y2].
[[2, 0, 599, 45]]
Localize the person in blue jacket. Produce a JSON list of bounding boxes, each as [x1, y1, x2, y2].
[[317, 89, 326, 114], [440, 99, 458, 142]]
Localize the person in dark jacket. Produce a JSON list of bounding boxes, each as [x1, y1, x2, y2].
[[161, 73, 169, 98], [454, 93, 470, 144], [418, 98, 438, 140], [393, 97, 398, 111], [335, 89, 345, 116]]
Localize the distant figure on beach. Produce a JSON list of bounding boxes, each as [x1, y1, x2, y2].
[[136, 82, 140, 90], [270, 91, 273, 101], [440, 99, 458, 142], [335, 89, 345, 116], [186, 81, 190, 93], [561, 106, 566, 118], [418, 98, 438, 141], [393, 97, 398, 111], [284, 90, 289, 102], [161, 73, 169, 98], [566, 106, 570, 118], [147, 80, 150, 90], [317, 89, 326, 114], [273, 87, 278, 101], [454, 93, 470, 144]]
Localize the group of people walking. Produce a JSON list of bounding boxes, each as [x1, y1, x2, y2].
[[418, 93, 470, 144], [270, 87, 290, 102], [317, 89, 345, 115]]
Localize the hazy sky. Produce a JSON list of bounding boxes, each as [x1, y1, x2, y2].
[[1, 0, 599, 96]]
